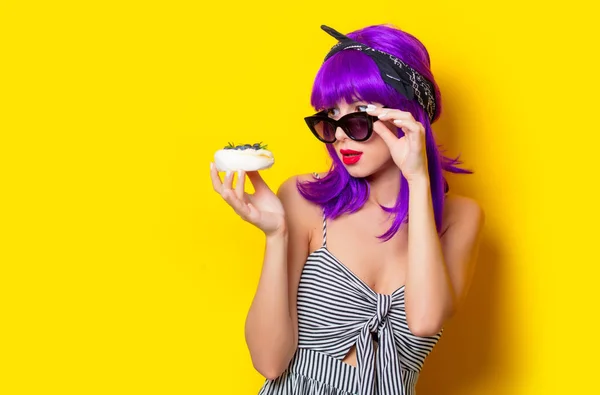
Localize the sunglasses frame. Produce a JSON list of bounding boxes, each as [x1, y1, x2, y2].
[[304, 107, 388, 144]]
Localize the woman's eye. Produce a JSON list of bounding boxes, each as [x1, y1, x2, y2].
[[327, 108, 339, 117], [357, 105, 368, 112]]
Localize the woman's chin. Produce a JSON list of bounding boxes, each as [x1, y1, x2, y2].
[[345, 165, 371, 179], [343, 160, 397, 179]]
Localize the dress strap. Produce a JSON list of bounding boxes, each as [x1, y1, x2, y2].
[[321, 209, 328, 248], [313, 172, 328, 248]]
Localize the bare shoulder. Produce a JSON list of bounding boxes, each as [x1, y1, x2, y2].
[[276, 173, 321, 203], [276, 173, 323, 221], [442, 193, 485, 234]]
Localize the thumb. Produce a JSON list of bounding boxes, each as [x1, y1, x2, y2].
[[246, 202, 261, 222], [373, 125, 400, 149], [246, 171, 270, 193]]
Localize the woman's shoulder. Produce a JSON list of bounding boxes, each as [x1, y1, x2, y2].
[[276, 172, 324, 208], [443, 192, 485, 231], [285, 171, 327, 182], [276, 172, 324, 232], [277, 172, 325, 192], [311, 171, 328, 180]]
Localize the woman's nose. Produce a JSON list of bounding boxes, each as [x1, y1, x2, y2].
[[334, 126, 348, 142]]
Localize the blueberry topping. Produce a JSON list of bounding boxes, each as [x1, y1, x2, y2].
[[224, 142, 267, 150]]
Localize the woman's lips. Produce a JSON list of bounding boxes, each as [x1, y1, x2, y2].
[[340, 149, 363, 165]]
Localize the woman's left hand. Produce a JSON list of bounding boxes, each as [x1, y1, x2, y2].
[[366, 104, 429, 183]]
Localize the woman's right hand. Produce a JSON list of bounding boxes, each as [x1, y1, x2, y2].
[[210, 163, 286, 237]]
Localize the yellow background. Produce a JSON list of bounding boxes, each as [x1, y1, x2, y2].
[[2, 1, 599, 394]]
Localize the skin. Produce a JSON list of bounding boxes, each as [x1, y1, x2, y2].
[[209, 98, 485, 377]]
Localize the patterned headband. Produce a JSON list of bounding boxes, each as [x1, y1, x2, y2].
[[320, 25, 437, 123]]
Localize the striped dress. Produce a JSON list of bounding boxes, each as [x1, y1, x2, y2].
[[258, 174, 444, 395]]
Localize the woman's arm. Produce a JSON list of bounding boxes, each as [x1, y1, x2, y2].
[[244, 175, 312, 379], [362, 105, 484, 336], [404, 176, 485, 337]]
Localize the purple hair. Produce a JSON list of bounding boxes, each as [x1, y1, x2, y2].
[[297, 24, 473, 242]]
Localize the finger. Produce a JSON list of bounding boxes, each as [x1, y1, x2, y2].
[[365, 104, 387, 115], [210, 162, 223, 193], [246, 171, 269, 193], [393, 119, 424, 137], [372, 124, 401, 148], [366, 105, 412, 120], [367, 106, 414, 139], [246, 202, 260, 223], [222, 188, 251, 219], [222, 170, 234, 193], [235, 170, 246, 200], [393, 119, 425, 147]]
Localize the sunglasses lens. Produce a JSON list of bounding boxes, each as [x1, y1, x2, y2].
[[306, 112, 373, 143], [311, 119, 336, 142], [345, 116, 370, 141]]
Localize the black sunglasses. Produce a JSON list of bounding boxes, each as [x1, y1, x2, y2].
[[304, 107, 388, 143]]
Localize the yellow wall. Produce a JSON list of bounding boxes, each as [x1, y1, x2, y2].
[[2, 1, 599, 394]]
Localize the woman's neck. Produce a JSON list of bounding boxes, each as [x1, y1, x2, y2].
[[365, 162, 402, 208]]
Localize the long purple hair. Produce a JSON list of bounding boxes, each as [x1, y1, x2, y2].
[[297, 24, 473, 242]]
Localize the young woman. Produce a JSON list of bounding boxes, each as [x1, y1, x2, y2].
[[209, 24, 485, 395]]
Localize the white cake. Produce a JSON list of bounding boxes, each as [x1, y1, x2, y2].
[[214, 143, 275, 172]]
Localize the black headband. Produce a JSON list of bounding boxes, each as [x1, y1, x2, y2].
[[320, 25, 437, 123]]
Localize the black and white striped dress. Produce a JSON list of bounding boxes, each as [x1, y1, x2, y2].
[[259, 174, 444, 395]]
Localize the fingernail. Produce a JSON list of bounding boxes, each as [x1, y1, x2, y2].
[[210, 162, 214, 170], [226, 170, 232, 178], [237, 170, 242, 178], [393, 119, 403, 124], [378, 111, 389, 119]]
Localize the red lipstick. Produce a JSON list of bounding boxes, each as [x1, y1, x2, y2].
[[340, 149, 363, 165]]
